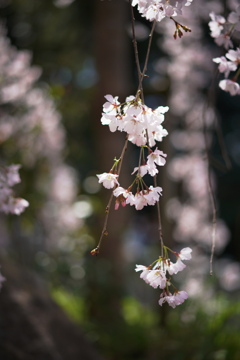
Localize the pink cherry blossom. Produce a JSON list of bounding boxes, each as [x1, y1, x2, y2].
[[133, 192, 148, 210], [159, 290, 188, 308], [5, 165, 21, 186], [228, 6, 240, 31], [215, 34, 233, 50], [2, 197, 29, 215], [174, 290, 188, 305], [212, 56, 237, 77]]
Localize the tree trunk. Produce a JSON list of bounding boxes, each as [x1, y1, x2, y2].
[[0, 260, 104, 360]]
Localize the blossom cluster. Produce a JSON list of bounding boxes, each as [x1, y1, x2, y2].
[[101, 94, 168, 147], [131, 0, 193, 23], [97, 94, 168, 211], [209, 7, 240, 96], [0, 165, 29, 215], [136, 247, 192, 308]]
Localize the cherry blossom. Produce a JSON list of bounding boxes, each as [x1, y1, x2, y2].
[[132, 0, 193, 23], [212, 56, 237, 77], [97, 172, 119, 189], [215, 34, 233, 50], [209, 10, 240, 95], [208, 12, 226, 38], [228, 6, 240, 31], [135, 247, 192, 307], [178, 247, 192, 260], [0, 165, 29, 215], [113, 186, 135, 209], [135, 264, 151, 282], [2, 197, 29, 215], [159, 290, 188, 308], [100, 94, 168, 146], [219, 79, 240, 96], [113, 185, 162, 210], [146, 268, 167, 289], [147, 148, 167, 175], [225, 48, 240, 65], [168, 258, 186, 275]]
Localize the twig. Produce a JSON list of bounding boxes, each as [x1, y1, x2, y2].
[[154, 175, 164, 257], [92, 137, 129, 255]]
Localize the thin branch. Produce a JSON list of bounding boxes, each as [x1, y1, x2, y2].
[[154, 175, 164, 257], [129, 1, 156, 101], [92, 137, 129, 255], [202, 68, 231, 274], [137, 20, 157, 96], [129, 1, 142, 87], [117, 136, 129, 176]]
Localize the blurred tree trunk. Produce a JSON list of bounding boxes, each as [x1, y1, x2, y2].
[[89, 0, 132, 324], [0, 260, 104, 360]]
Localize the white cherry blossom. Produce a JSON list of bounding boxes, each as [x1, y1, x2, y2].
[[226, 48, 240, 65], [219, 79, 240, 96], [97, 172, 119, 189], [209, 12, 226, 38], [178, 247, 192, 260], [132, 0, 193, 23], [100, 94, 168, 146], [147, 268, 167, 289], [168, 258, 186, 275], [135, 264, 151, 282]]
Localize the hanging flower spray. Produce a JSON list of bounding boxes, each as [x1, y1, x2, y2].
[[91, 0, 195, 308]]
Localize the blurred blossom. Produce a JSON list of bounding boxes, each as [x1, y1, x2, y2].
[[73, 198, 93, 219], [83, 176, 101, 194], [0, 23, 84, 249], [51, 165, 78, 203], [217, 260, 240, 291], [156, 0, 231, 297], [228, 0, 240, 11], [54, 0, 75, 8], [170, 131, 206, 151], [185, 278, 206, 297]]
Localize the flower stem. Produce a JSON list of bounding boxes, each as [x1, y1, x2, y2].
[[92, 137, 129, 254], [154, 175, 164, 257]]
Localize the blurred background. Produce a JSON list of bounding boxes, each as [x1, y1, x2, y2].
[[0, 0, 240, 359]]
